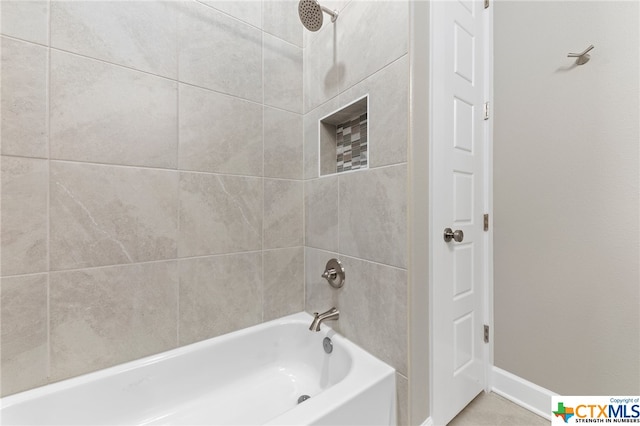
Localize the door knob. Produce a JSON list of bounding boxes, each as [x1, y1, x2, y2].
[[443, 228, 464, 243]]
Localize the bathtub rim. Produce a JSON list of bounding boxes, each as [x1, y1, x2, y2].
[[1, 311, 396, 425]]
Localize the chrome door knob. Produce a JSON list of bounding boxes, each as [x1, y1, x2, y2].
[[443, 228, 464, 243]]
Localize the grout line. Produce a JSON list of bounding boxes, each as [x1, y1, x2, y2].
[[37, 157, 304, 179], [41, 45, 302, 116], [0, 251, 270, 279], [194, 0, 303, 50], [175, 6, 181, 348], [28, 160, 315, 182], [337, 174, 341, 255], [337, 52, 409, 99], [302, 183, 307, 312], [304, 245, 408, 272], [46, 0, 52, 383], [261, 26, 265, 324], [180, 80, 302, 116], [194, 0, 261, 34], [0, 271, 50, 280], [256, 175, 302, 183], [262, 246, 305, 254], [0, 34, 48, 49], [305, 161, 409, 182], [304, 53, 408, 116], [0, 153, 48, 161], [176, 260, 181, 348], [48, 46, 177, 82]]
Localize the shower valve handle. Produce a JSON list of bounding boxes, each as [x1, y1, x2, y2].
[[321, 258, 345, 289]]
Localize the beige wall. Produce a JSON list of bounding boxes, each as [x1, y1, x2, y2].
[[1, 0, 305, 396], [301, 1, 410, 424], [494, 1, 639, 394]]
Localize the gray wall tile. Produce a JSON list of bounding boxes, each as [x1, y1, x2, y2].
[[303, 25, 339, 113], [264, 179, 303, 249], [201, 1, 262, 28], [340, 55, 409, 167], [264, 247, 304, 321], [50, 51, 178, 169], [1, 156, 48, 276], [179, 1, 262, 102], [51, 1, 178, 78], [263, 0, 303, 47], [337, 1, 408, 91], [337, 255, 408, 375], [0, 274, 48, 396], [1, 37, 48, 158], [50, 262, 178, 382], [179, 172, 263, 257], [179, 253, 262, 345], [264, 107, 303, 179], [339, 165, 407, 268], [0, 0, 48, 45], [0, 0, 323, 396], [305, 176, 339, 252], [179, 84, 263, 175], [50, 162, 178, 270], [264, 33, 303, 113]]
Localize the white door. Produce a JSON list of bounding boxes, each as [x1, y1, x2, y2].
[[430, 0, 487, 424]]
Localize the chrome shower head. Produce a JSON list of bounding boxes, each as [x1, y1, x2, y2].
[[298, 0, 338, 32]]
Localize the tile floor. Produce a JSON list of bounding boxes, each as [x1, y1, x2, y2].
[[448, 392, 550, 426]]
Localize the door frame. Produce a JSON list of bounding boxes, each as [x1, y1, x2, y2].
[[482, 1, 495, 395]]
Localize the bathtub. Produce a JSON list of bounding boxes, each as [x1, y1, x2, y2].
[[0, 312, 396, 425]]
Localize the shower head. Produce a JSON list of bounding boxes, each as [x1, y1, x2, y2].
[[298, 0, 338, 32]]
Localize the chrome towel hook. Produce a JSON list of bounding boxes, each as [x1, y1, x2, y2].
[[568, 45, 594, 65]]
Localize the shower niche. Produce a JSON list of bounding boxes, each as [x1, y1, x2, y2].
[[319, 95, 368, 176]]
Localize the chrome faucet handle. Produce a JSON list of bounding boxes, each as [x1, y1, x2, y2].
[[321, 259, 345, 289], [321, 269, 336, 280]]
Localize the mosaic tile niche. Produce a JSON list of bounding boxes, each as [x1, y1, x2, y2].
[[319, 96, 369, 176], [337, 113, 368, 173]]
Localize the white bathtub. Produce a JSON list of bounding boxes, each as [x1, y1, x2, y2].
[[0, 312, 396, 425]]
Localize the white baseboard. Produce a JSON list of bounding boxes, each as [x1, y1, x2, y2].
[[421, 416, 434, 426], [491, 366, 557, 421]]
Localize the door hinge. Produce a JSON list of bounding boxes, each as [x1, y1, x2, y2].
[[483, 213, 489, 231], [484, 325, 490, 343], [483, 102, 490, 120], [484, 0, 489, 9]]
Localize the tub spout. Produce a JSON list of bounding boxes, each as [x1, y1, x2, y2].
[[309, 307, 339, 332]]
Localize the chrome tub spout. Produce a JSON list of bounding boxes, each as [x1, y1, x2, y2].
[[309, 307, 339, 332]]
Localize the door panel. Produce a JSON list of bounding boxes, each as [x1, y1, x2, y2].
[[431, 0, 486, 424]]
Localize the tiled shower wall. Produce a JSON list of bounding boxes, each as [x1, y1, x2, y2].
[[0, 0, 304, 396], [301, 1, 410, 424]]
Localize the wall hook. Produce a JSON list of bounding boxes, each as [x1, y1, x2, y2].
[[568, 45, 594, 65]]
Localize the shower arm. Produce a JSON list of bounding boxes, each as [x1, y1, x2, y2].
[[320, 5, 339, 22]]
